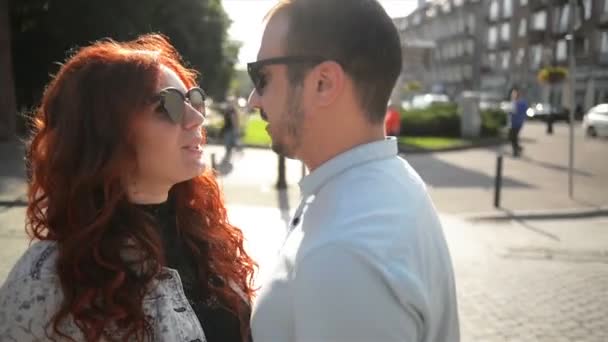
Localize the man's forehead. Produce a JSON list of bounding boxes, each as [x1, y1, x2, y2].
[[257, 12, 289, 60]]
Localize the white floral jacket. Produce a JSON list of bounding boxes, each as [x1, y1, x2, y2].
[[0, 241, 248, 341]]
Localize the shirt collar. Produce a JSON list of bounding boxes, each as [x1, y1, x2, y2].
[[299, 137, 398, 197]]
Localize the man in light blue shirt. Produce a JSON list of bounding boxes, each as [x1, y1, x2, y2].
[[246, 0, 460, 341]]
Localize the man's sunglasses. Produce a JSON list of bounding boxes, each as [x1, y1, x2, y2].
[[247, 56, 327, 95], [152, 87, 207, 124]]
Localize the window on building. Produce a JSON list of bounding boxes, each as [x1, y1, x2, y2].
[[604, 0, 608, 13], [574, 37, 589, 55], [488, 26, 498, 48], [466, 39, 475, 55], [442, 1, 452, 13], [558, 4, 581, 33], [457, 16, 465, 33], [501, 51, 511, 69], [488, 53, 497, 68], [554, 6, 563, 32], [468, 14, 476, 33], [532, 10, 547, 31], [519, 18, 527, 36], [413, 13, 421, 25], [454, 0, 464, 6], [515, 48, 525, 65], [531, 44, 542, 68], [556, 39, 568, 61], [490, 0, 499, 21], [501, 22, 510, 41], [520, 0, 528, 6], [584, 0, 592, 20], [601, 31, 608, 54], [504, 0, 513, 17], [463, 65, 473, 79]]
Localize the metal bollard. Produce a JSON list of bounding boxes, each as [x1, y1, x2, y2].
[[276, 155, 287, 189], [494, 153, 503, 208]]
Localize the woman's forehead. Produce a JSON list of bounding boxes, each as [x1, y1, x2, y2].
[[158, 65, 187, 93]]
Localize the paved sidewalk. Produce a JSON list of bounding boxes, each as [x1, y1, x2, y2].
[[1, 122, 607, 341], [2, 204, 606, 341]]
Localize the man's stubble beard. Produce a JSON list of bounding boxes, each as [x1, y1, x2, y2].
[[271, 84, 305, 159]]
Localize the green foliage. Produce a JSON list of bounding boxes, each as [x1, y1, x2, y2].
[[537, 66, 568, 85], [399, 103, 461, 137], [229, 68, 254, 98], [242, 114, 270, 147], [480, 109, 507, 136], [399, 104, 506, 137], [9, 0, 236, 107], [403, 81, 422, 93], [398, 136, 470, 149]]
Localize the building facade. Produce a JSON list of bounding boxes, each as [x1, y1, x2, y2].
[[394, 0, 608, 111]]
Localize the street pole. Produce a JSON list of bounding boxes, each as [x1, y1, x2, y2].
[[567, 0, 576, 199], [276, 155, 287, 189]]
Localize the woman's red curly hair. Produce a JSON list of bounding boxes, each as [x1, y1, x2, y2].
[[26, 33, 256, 341]]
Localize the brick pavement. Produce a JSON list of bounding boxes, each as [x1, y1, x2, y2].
[[1, 202, 607, 341], [1, 126, 608, 341]]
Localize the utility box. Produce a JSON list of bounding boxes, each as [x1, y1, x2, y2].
[[459, 91, 482, 138]]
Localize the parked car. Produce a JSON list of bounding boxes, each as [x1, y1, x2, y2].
[[582, 104, 608, 137], [525, 103, 570, 122], [410, 93, 451, 109]]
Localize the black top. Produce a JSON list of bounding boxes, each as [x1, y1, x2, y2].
[[138, 200, 249, 342], [222, 106, 235, 131]]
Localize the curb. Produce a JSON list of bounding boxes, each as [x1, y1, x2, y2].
[[398, 137, 506, 154], [463, 206, 608, 222]]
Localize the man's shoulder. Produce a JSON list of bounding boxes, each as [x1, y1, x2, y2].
[[324, 156, 428, 208]]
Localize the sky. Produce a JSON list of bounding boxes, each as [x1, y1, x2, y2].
[[222, 0, 419, 68]]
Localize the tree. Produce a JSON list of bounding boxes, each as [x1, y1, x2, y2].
[[0, 0, 17, 140], [9, 0, 237, 111], [229, 67, 254, 99]]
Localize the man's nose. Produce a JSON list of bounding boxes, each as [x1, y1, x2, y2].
[[247, 89, 260, 110]]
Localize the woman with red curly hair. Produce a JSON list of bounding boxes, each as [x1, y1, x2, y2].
[[0, 34, 256, 342]]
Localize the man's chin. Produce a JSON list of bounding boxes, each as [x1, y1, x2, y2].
[[271, 142, 297, 159]]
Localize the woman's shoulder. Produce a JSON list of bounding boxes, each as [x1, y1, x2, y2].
[[0, 241, 66, 339], [2, 240, 59, 287]]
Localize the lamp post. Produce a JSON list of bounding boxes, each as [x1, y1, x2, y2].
[[567, 0, 576, 199]]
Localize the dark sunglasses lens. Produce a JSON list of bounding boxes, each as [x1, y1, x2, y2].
[[163, 90, 184, 123], [248, 65, 264, 94], [189, 89, 205, 112]]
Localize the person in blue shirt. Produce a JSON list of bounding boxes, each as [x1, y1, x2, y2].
[[509, 88, 528, 157]]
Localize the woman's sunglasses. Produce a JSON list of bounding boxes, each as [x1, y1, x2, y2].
[[247, 56, 327, 95], [152, 87, 207, 124]]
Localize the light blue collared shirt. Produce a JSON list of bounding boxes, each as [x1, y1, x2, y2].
[[252, 138, 460, 342]]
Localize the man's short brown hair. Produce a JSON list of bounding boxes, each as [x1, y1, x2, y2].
[[267, 0, 402, 123]]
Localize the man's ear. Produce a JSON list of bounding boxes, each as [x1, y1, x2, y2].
[[313, 61, 345, 107]]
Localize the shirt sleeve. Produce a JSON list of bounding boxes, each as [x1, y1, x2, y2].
[[293, 245, 424, 342], [0, 274, 77, 341]]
